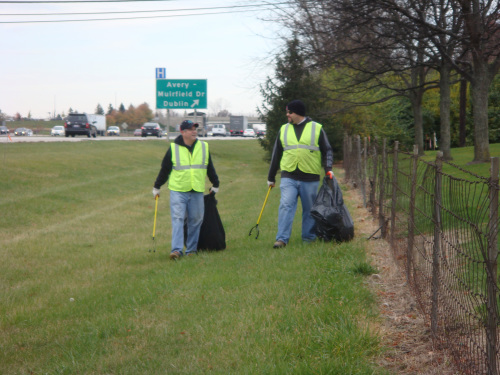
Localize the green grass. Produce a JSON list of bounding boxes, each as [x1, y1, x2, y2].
[[420, 143, 500, 178], [0, 139, 389, 374]]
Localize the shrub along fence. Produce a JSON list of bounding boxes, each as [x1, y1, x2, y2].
[[343, 135, 499, 375]]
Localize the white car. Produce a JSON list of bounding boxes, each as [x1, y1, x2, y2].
[[107, 126, 120, 136], [51, 125, 65, 136], [243, 129, 256, 137]]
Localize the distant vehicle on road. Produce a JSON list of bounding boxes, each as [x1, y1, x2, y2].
[[243, 129, 256, 137], [133, 129, 142, 136], [14, 128, 33, 136], [0, 125, 9, 135], [229, 115, 247, 136], [107, 126, 120, 136], [64, 113, 100, 138], [211, 124, 227, 137], [141, 122, 162, 137], [51, 125, 65, 136]]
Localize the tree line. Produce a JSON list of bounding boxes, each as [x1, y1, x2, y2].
[[93, 103, 154, 129], [258, 0, 500, 163]]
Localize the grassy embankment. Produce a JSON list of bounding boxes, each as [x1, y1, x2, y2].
[[2, 138, 500, 373], [0, 138, 409, 374]]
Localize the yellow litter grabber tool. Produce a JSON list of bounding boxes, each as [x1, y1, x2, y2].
[[249, 186, 273, 239], [150, 195, 159, 253]]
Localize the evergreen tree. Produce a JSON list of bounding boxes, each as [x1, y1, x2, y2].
[[95, 104, 104, 115], [258, 36, 341, 161]]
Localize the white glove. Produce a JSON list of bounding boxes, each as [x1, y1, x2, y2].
[[153, 188, 160, 198], [210, 186, 219, 194], [268, 181, 275, 187]]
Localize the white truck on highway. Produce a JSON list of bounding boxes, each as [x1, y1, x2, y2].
[[86, 114, 107, 136]]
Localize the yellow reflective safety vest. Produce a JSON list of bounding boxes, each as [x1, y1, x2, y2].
[[169, 141, 209, 192], [280, 121, 322, 175]]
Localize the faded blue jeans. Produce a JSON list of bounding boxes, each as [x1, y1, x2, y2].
[[276, 178, 319, 244], [170, 190, 204, 256]]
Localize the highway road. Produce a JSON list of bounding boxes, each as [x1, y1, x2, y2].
[[1, 135, 260, 143]]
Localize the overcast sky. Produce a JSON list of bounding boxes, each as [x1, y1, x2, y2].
[[0, 0, 283, 119]]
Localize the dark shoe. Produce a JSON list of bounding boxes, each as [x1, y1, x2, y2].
[[169, 251, 181, 260], [273, 240, 286, 249]]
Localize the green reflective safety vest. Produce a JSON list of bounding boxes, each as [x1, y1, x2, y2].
[[280, 121, 322, 175], [169, 141, 209, 192]]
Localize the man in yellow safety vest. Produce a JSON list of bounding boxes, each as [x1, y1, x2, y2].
[[267, 100, 334, 248], [153, 120, 219, 259]]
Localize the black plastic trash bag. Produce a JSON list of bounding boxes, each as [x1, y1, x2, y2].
[[197, 193, 226, 251], [185, 193, 226, 251], [311, 176, 354, 242]]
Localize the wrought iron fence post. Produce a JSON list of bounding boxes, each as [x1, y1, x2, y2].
[[379, 139, 387, 238], [355, 135, 361, 188], [407, 145, 419, 282], [487, 157, 499, 375], [347, 134, 353, 183], [390, 141, 399, 249], [369, 138, 378, 215], [431, 152, 443, 336], [344, 133, 349, 182], [362, 137, 367, 207]]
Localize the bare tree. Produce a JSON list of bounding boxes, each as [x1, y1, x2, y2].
[[209, 98, 231, 117], [378, 0, 500, 161], [454, 0, 500, 162], [373, 0, 464, 159], [272, 0, 499, 161], [278, 0, 437, 154]]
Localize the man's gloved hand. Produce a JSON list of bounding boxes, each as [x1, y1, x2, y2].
[[153, 188, 160, 198], [268, 181, 275, 188], [209, 186, 219, 194], [326, 171, 334, 180]]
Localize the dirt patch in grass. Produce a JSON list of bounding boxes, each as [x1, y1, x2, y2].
[[345, 186, 459, 374]]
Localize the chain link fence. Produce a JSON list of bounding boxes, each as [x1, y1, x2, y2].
[[344, 135, 499, 375]]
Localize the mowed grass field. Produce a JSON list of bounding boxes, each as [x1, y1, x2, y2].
[[0, 139, 388, 374]]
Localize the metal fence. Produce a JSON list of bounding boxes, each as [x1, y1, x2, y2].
[[344, 135, 500, 375]]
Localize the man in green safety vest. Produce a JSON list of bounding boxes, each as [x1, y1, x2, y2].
[[153, 120, 220, 260], [267, 100, 334, 248]]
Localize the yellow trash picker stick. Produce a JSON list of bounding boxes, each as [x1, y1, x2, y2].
[[150, 195, 159, 252], [249, 186, 273, 239]]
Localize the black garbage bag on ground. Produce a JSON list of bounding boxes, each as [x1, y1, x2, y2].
[[311, 176, 354, 242], [198, 193, 226, 251], [184, 193, 226, 251]]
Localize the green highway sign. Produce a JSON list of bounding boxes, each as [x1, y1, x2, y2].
[[156, 79, 207, 109]]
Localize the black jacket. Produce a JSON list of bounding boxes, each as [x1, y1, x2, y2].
[[154, 135, 220, 190], [267, 117, 333, 183]]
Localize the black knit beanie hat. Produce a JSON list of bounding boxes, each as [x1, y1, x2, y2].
[[286, 100, 306, 116]]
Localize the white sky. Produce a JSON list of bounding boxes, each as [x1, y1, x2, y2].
[[0, 0, 283, 119]]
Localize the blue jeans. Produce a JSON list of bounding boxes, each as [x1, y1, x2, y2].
[[276, 178, 319, 244], [170, 190, 204, 255]]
